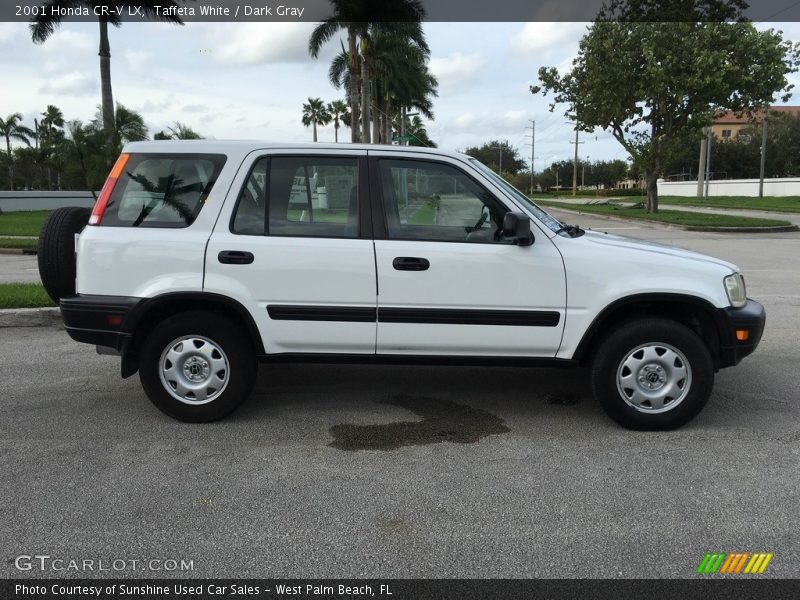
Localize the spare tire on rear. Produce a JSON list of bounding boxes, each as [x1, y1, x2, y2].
[[37, 206, 92, 303]]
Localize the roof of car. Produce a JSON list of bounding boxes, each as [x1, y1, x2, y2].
[[123, 140, 461, 158]]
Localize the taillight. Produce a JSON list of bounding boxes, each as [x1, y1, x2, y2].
[[89, 153, 130, 225]]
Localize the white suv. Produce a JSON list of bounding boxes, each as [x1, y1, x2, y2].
[[37, 141, 765, 429]]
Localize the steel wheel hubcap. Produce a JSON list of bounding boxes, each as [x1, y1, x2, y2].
[[159, 336, 230, 405], [616, 342, 692, 414]]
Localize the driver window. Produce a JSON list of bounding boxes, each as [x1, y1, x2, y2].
[[378, 159, 509, 243]]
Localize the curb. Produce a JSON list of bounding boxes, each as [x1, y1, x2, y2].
[[0, 248, 37, 255], [685, 225, 799, 233], [542, 206, 799, 233], [0, 307, 61, 328]]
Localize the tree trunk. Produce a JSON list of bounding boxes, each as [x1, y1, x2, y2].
[[645, 171, 659, 213], [313, 121, 317, 142], [5, 136, 12, 190], [347, 32, 360, 144], [372, 100, 380, 144], [384, 99, 391, 143], [360, 42, 371, 144], [98, 19, 115, 153], [334, 121, 339, 143]]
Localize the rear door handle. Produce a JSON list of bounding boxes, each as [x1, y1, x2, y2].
[[218, 250, 254, 265], [393, 257, 430, 271]]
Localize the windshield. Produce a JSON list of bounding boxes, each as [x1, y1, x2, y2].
[[468, 157, 564, 233]]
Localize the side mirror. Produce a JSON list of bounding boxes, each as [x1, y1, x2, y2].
[[502, 212, 534, 246]]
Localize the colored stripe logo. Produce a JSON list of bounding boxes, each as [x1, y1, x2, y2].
[[697, 552, 773, 574]]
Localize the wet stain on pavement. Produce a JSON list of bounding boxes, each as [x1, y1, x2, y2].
[[328, 395, 510, 451], [546, 391, 582, 406], [376, 517, 413, 537]]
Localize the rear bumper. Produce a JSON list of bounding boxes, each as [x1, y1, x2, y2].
[[59, 295, 140, 351], [716, 299, 766, 368]]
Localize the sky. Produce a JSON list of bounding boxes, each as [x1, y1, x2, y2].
[[2, 20, 800, 171]]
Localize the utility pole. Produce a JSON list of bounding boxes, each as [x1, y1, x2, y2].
[[759, 114, 768, 197], [569, 125, 584, 196], [582, 155, 589, 188], [490, 145, 504, 178], [704, 127, 712, 198], [525, 120, 535, 194], [697, 128, 707, 197]]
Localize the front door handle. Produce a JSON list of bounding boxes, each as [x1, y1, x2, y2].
[[393, 257, 430, 271], [218, 250, 254, 265]]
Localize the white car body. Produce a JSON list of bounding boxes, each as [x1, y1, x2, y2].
[[55, 141, 764, 427]]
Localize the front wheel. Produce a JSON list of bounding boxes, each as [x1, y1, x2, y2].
[[139, 311, 257, 422], [591, 318, 714, 430]]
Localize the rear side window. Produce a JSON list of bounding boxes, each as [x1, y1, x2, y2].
[[231, 156, 360, 238], [101, 153, 226, 228]]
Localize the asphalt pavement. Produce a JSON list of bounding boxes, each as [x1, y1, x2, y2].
[[1, 215, 799, 579]]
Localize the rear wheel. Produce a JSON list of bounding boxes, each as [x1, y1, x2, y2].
[[138, 311, 257, 422], [591, 318, 714, 430], [37, 206, 91, 302]]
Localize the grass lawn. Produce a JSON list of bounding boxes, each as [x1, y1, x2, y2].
[[408, 200, 437, 225], [0, 210, 51, 236], [0, 283, 54, 309], [0, 237, 38, 250], [658, 196, 800, 213], [539, 200, 793, 228]]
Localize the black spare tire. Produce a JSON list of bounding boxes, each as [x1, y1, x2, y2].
[[37, 206, 92, 303]]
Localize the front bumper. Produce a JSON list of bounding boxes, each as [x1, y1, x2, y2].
[[716, 299, 766, 368], [59, 295, 140, 351]]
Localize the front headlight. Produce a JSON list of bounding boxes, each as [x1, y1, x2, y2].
[[724, 272, 747, 308]]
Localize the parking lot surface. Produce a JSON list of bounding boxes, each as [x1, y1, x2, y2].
[[1, 213, 798, 578]]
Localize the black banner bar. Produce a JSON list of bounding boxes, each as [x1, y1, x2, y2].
[[3, 579, 800, 600], [2, 0, 800, 23]]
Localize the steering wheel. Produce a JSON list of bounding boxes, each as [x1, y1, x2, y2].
[[468, 208, 490, 233]]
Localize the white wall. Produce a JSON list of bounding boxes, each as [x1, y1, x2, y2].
[[0, 191, 97, 212], [658, 177, 800, 197]]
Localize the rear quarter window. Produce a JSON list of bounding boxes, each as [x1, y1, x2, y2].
[[102, 153, 226, 228]]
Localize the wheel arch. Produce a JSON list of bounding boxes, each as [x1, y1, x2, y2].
[[573, 293, 726, 370], [120, 292, 264, 378]]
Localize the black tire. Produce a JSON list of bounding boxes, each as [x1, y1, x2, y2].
[[591, 318, 714, 430], [138, 311, 257, 422], [37, 206, 91, 303]]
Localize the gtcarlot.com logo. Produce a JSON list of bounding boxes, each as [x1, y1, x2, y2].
[[697, 552, 774, 575], [14, 555, 194, 572]]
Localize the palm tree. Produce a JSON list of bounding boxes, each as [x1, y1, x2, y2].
[[358, 9, 427, 144], [309, 1, 427, 144], [30, 2, 190, 148], [91, 103, 149, 146], [113, 104, 150, 144], [155, 122, 203, 140], [404, 115, 436, 147], [328, 100, 349, 143], [40, 105, 65, 145], [370, 27, 436, 144], [309, 2, 365, 143], [0, 113, 34, 190], [302, 98, 332, 142]]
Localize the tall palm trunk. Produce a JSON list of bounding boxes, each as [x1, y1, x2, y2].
[[360, 41, 371, 144], [98, 19, 115, 152], [313, 121, 318, 142], [334, 121, 339, 143], [5, 135, 12, 190], [347, 32, 360, 143], [384, 98, 391, 143], [371, 95, 380, 143]]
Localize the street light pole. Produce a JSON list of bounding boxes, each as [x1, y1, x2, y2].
[[759, 115, 768, 197], [490, 145, 504, 178]]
